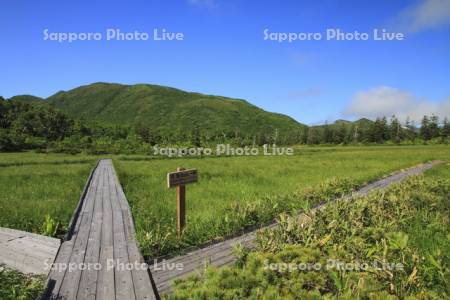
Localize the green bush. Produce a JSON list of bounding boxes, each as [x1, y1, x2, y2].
[[0, 130, 25, 152], [0, 267, 44, 300], [170, 175, 449, 299]]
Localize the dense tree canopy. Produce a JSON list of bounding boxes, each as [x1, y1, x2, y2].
[[306, 115, 447, 145], [0, 96, 448, 153]]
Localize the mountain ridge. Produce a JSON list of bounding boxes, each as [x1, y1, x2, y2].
[[4, 82, 374, 136], [43, 82, 306, 141]]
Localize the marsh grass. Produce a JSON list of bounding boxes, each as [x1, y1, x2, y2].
[[115, 145, 450, 257], [0, 153, 96, 235], [170, 164, 449, 299], [0, 147, 447, 299]]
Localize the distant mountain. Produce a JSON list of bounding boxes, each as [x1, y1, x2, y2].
[[307, 118, 374, 143], [312, 118, 373, 130], [8, 95, 45, 105], [46, 82, 307, 137]]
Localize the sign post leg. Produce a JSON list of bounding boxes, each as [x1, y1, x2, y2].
[[176, 167, 186, 237], [176, 185, 186, 237]]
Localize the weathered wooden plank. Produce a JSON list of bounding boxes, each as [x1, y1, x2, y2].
[[150, 224, 258, 295], [46, 188, 94, 299], [210, 253, 236, 268], [65, 160, 102, 241], [45, 161, 101, 299], [45, 161, 102, 299], [0, 232, 17, 243], [122, 211, 155, 299], [96, 164, 116, 300], [45, 241, 73, 299], [111, 163, 157, 300], [153, 248, 237, 285], [77, 168, 105, 300], [6, 236, 59, 258], [0, 243, 51, 274], [151, 232, 255, 282], [0, 227, 61, 248], [58, 165, 101, 299], [154, 231, 256, 267], [108, 165, 137, 300]]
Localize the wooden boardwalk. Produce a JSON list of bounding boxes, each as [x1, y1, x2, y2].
[[151, 161, 438, 295], [43, 159, 158, 300], [0, 227, 60, 275]]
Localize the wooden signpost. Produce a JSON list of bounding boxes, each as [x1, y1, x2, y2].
[[167, 168, 198, 237]]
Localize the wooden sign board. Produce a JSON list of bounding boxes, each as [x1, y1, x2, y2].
[[167, 169, 198, 188]]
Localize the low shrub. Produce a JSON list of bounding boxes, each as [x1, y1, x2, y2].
[[170, 174, 449, 299], [0, 267, 44, 300]]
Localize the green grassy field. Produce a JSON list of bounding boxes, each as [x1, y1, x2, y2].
[[0, 153, 96, 235], [0, 153, 98, 300], [0, 146, 448, 252], [0, 146, 448, 300], [115, 145, 450, 257], [0, 152, 97, 167]]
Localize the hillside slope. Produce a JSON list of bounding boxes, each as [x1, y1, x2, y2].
[[8, 95, 46, 105], [312, 118, 373, 130], [47, 83, 306, 138]]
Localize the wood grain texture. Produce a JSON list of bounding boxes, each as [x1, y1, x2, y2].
[[43, 159, 158, 300], [0, 228, 60, 275]]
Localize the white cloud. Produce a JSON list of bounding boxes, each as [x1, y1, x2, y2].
[[188, 0, 217, 8], [343, 86, 450, 123], [391, 0, 450, 33]]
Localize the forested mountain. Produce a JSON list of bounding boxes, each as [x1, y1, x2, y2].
[[0, 82, 448, 153], [46, 83, 306, 144]]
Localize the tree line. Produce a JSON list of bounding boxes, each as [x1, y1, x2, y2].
[[0, 96, 448, 154], [302, 115, 449, 145]]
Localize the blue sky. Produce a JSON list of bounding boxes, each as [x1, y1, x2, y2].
[[1, 0, 449, 124]]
